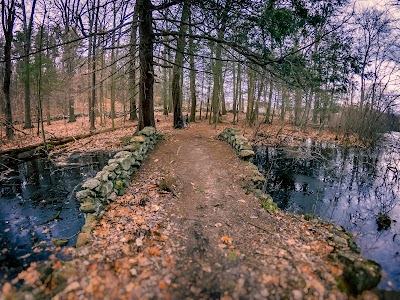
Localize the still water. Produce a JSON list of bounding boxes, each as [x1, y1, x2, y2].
[[0, 151, 112, 282], [254, 132, 400, 291]]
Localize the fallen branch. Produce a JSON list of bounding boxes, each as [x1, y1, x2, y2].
[[41, 211, 61, 225]]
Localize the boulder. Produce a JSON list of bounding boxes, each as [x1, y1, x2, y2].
[[80, 200, 96, 213], [343, 260, 382, 294], [114, 151, 132, 159], [239, 150, 255, 160], [95, 170, 110, 182], [140, 126, 156, 136], [75, 189, 95, 201], [76, 233, 92, 247], [123, 143, 141, 152], [82, 178, 100, 190], [131, 135, 146, 143]]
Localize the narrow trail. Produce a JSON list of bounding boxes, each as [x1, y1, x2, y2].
[[6, 122, 360, 299], [123, 123, 348, 299]]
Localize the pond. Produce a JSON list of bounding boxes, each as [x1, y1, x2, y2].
[[0, 151, 113, 283], [254, 132, 400, 291]]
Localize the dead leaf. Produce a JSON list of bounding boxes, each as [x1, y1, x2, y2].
[[158, 281, 169, 289], [137, 269, 153, 281], [148, 247, 162, 256], [63, 281, 80, 293], [126, 282, 136, 292], [91, 253, 104, 260], [218, 244, 227, 249], [221, 236, 233, 245], [150, 205, 160, 212]]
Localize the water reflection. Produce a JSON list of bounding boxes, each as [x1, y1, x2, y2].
[[0, 151, 112, 282], [254, 132, 400, 291]]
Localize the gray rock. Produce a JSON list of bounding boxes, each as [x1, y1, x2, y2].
[[98, 181, 114, 197], [82, 178, 101, 190], [104, 163, 119, 173], [107, 192, 117, 201], [343, 260, 382, 294], [76, 233, 91, 247], [239, 150, 255, 159], [132, 153, 144, 162], [140, 126, 156, 136], [95, 170, 110, 182], [123, 143, 141, 152], [76, 189, 95, 201], [239, 143, 253, 151], [114, 151, 132, 159], [80, 200, 96, 213], [333, 235, 348, 247]]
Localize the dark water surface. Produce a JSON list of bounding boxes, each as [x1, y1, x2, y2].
[[254, 132, 400, 291], [0, 151, 112, 282]]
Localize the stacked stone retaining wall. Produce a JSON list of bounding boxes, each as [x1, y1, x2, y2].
[[75, 126, 160, 246]]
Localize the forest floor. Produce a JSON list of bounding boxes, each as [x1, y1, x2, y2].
[[1, 113, 373, 299]]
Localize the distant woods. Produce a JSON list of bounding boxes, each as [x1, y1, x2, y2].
[[1, 0, 399, 144]]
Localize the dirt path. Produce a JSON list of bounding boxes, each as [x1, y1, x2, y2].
[[3, 123, 371, 299], [120, 123, 349, 299]]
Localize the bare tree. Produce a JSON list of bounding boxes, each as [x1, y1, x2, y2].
[[1, 0, 16, 139]]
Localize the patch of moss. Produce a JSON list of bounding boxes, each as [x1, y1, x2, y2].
[[335, 276, 349, 293], [226, 250, 239, 261], [260, 199, 279, 213], [304, 214, 313, 221], [35, 143, 55, 155]]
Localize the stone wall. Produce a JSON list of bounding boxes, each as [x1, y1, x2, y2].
[[218, 128, 255, 161], [75, 126, 160, 246], [218, 128, 278, 212]]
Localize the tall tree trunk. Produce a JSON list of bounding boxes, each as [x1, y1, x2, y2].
[[189, 23, 197, 122], [2, 0, 16, 139], [66, 32, 76, 122], [21, 0, 37, 129], [37, 21, 47, 153], [246, 67, 254, 125], [264, 78, 273, 124], [138, 0, 155, 130], [211, 30, 223, 127], [129, 4, 138, 121], [235, 62, 242, 123], [220, 72, 226, 115], [280, 84, 288, 122], [162, 41, 168, 116], [168, 47, 173, 113], [88, 0, 99, 131], [172, 0, 190, 128], [110, 2, 117, 129], [294, 88, 302, 126], [312, 91, 320, 124]]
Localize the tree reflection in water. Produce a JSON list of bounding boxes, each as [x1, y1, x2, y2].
[[254, 132, 400, 291]]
